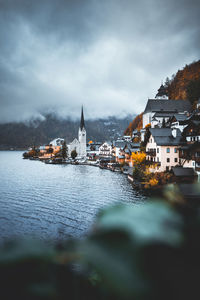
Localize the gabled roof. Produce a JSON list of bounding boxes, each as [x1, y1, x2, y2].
[[154, 112, 175, 118], [114, 141, 127, 148], [128, 142, 140, 148], [172, 114, 188, 122], [149, 128, 182, 146], [144, 99, 191, 114]]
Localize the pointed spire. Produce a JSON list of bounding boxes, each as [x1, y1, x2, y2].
[[80, 106, 85, 130]]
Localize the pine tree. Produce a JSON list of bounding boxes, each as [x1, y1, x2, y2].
[[62, 141, 68, 159], [71, 149, 77, 160]]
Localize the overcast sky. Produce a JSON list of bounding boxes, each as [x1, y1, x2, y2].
[[0, 0, 199, 123]]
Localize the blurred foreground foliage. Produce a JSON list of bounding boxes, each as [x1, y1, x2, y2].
[[1, 184, 200, 300]]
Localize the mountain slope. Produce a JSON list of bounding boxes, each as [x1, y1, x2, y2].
[[0, 114, 133, 149], [166, 60, 200, 101], [125, 60, 200, 135]]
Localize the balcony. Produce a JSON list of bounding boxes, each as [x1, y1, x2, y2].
[[146, 160, 161, 166], [146, 151, 156, 157]]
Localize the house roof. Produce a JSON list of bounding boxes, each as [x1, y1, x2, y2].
[[154, 112, 175, 118], [128, 168, 134, 176], [172, 114, 188, 121], [172, 167, 197, 177], [149, 128, 182, 146], [125, 148, 130, 153], [114, 141, 127, 148], [144, 99, 191, 114]]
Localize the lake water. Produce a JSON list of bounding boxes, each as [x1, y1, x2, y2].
[[0, 151, 146, 242]]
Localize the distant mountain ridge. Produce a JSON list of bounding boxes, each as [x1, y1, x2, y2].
[[125, 60, 200, 135], [0, 114, 133, 149]]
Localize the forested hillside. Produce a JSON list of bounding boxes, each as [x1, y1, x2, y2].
[[166, 60, 200, 103], [124, 112, 143, 135], [125, 60, 200, 135]]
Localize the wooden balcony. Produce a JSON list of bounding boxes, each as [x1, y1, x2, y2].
[[146, 151, 156, 157], [146, 160, 161, 166]]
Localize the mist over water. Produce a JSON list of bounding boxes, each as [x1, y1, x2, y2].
[[0, 152, 146, 242]]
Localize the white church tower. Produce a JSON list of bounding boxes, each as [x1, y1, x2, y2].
[[78, 106, 87, 158]]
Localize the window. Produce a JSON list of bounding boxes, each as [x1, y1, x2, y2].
[[167, 158, 170, 163], [166, 166, 169, 171], [166, 148, 170, 153], [174, 148, 177, 153], [174, 158, 178, 163], [157, 148, 159, 153]]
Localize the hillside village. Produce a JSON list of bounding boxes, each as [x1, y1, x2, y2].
[[23, 82, 200, 190]]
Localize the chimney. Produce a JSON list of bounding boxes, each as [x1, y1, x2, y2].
[[172, 128, 177, 138]]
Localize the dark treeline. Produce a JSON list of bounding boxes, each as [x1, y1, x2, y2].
[[0, 115, 132, 149]]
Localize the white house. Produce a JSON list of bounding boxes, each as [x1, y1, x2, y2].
[[50, 138, 65, 146], [170, 114, 188, 132], [146, 128, 182, 172], [99, 142, 113, 157], [143, 99, 191, 128]]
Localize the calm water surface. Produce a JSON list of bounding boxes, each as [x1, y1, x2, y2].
[[0, 151, 146, 242]]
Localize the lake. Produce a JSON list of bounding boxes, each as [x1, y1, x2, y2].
[[0, 151, 146, 242]]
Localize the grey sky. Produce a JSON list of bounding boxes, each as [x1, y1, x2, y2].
[[0, 0, 199, 122]]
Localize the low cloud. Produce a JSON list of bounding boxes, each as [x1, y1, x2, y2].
[[0, 0, 199, 123]]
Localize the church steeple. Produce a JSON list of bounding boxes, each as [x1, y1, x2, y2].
[[78, 106, 86, 158], [155, 84, 168, 99], [80, 106, 85, 130]]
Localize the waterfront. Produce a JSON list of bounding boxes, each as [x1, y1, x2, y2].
[[0, 151, 146, 242]]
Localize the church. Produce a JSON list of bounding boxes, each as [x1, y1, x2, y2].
[[68, 107, 87, 159], [142, 84, 191, 128]]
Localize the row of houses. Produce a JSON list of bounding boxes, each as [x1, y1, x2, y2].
[[141, 85, 200, 176], [86, 139, 140, 166], [28, 87, 200, 181]]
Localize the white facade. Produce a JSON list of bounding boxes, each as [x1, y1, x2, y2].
[[143, 112, 152, 128], [78, 126, 87, 158], [186, 136, 200, 143], [146, 134, 180, 172], [50, 138, 65, 146], [99, 142, 112, 157]]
